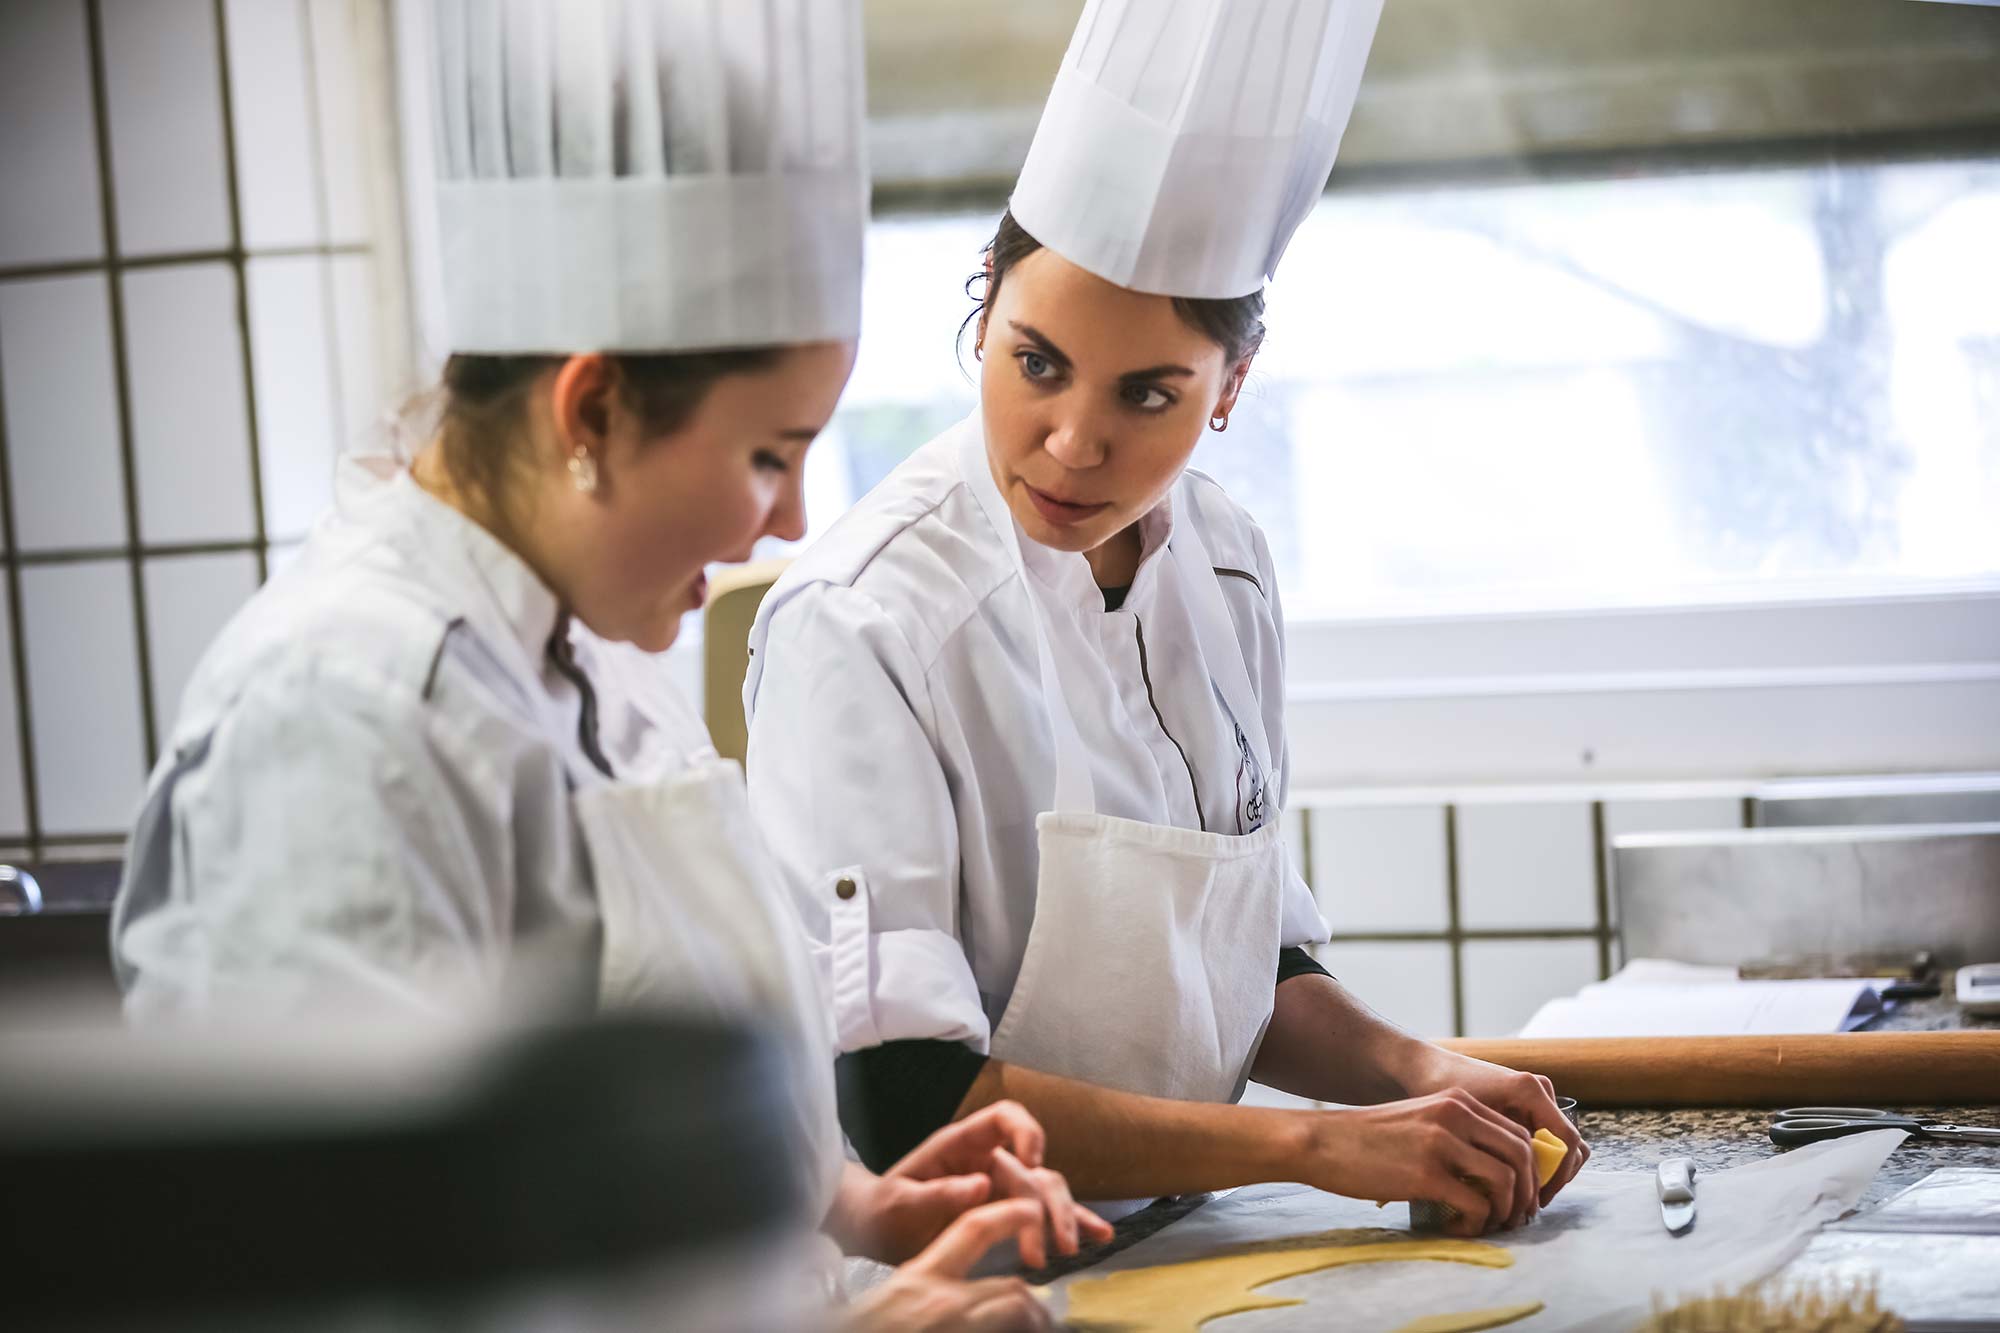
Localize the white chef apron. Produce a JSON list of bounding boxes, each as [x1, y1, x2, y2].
[[956, 429, 1287, 1113], [396, 476, 846, 1293], [575, 756, 845, 1216]]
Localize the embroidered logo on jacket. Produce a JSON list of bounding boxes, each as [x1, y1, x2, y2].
[[1234, 721, 1268, 834]]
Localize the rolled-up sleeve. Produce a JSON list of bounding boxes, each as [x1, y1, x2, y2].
[[746, 584, 991, 1054]]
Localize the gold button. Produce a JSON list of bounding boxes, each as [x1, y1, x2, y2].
[[835, 877, 857, 901]]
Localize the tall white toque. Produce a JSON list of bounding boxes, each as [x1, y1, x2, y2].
[[1010, 0, 1384, 300], [425, 0, 869, 354]]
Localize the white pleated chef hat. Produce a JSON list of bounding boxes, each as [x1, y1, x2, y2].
[[426, 0, 868, 354], [1010, 0, 1384, 301]]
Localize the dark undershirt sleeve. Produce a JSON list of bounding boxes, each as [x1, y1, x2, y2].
[[1278, 944, 1332, 986], [838, 953, 1330, 1170], [835, 1039, 991, 1173]]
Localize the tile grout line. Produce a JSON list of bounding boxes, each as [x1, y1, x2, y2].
[[6, 540, 268, 567], [298, 0, 352, 471], [1325, 928, 1605, 944], [213, 0, 272, 585], [0, 242, 370, 284], [1444, 803, 1466, 1039], [1591, 800, 1613, 979], [0, 318, 45, 863], [84, 0, 162, 770]]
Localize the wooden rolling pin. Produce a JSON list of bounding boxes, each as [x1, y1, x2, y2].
[[1440, 1031, 2000, 1106]]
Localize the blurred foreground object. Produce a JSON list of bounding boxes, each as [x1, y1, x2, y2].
[[1, 1011, 823, 1332], [1639, 1277, 1903, 1333]]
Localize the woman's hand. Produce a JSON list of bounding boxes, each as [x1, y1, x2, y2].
[[840, 1199, 1055, 1332], [1396, 1047, 1590, 1204], [839, 1101, 1113, 1267], [1297, 1089, 1545, 1236]]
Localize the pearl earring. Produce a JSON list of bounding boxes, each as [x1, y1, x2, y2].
[[568, 446, 599, 493]]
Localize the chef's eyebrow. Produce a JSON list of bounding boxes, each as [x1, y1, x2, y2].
[[1010, 322, 1072, 369], [1010, 321, 1194, 381]]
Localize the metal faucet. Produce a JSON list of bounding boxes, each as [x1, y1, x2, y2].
[[0, 863, 44, 914]]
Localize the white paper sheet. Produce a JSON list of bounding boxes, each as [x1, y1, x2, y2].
[[1830, 1167, 2000, 1236], [1517, 959, 1895, 1038], [1777, 1168, 2000, 1330], [1052, 1130, 1906, 1333]]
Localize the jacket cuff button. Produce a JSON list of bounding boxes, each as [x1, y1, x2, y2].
[[835, 877, 857, 901]]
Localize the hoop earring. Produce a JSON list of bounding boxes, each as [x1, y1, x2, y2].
[[567, 446, 599, 494], [1209, 413, 1230, 433]]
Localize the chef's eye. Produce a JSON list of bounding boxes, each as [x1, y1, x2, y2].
[[1017, 350, 1061, 384], [1121, 383, 1174, 412], [754, 450, 790, 473]]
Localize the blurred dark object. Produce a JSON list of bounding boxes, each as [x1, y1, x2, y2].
[[0, 859, 120, 1003], [1, 1013, 812, 1330]]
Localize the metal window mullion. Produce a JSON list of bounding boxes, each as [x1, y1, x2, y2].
[[212, 0, 271, 586], [84, 0, 161, 769]]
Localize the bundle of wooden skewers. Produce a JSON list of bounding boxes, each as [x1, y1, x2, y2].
[[1640, 1278, 1903, 1333]]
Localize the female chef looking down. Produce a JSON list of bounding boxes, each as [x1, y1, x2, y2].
[[109, 3, 1104, 1325], [745, 0, 1587, 1236]]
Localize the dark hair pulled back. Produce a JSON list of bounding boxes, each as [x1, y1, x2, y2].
[[963, 208, 1267, 366], [436, 347, 779, 510]]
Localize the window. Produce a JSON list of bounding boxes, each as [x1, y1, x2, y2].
[[789, 153, 2000, 620]]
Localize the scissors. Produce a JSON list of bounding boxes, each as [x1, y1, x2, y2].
[[1768, 1107, 2000, 1148]]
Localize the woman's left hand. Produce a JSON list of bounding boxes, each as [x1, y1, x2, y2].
[[1400, 1048, 1590, 1205], [858, 1101, 1113, 1267]]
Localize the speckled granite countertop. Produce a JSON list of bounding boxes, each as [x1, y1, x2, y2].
[[1032, 982, 1999, 1280], [1569, 1104, 1991, 1210], [1583, 981, 1997, 1208]]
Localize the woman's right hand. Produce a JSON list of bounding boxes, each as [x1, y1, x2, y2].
[[841, 1198, 1054, 1332], [1299, 1089, 1542, 1236]]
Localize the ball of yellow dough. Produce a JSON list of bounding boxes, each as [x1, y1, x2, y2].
[[1530, 1127, 1568, 1187]]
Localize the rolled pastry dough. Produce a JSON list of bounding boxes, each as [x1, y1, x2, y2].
[[1064, 1229, 1514, 1333], [1392, 1302, 1545, 1333]]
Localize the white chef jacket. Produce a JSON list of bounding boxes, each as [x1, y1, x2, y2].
[[743, 414, 1328, 1056], [111, 455, 704, 1021]]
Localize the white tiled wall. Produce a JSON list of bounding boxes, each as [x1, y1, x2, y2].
[[1460, 938, 1604, 1038], [1457, 801, 1599, 930], [224, 0, 326, 250], [247, 255, 342, 539], [0, 0, 102, 268], [307, 0, 373, 248], [123, 263, 258, 544], [0, 595, 25, 834], [20, 561, 147, 833], [1311, 804, 1449, 933], [1298, 787, 1747, 1039], [0, 0, 401, 850], [1316, 939, 1457, 1039], [100, 0, 231, 258], [0, 274, 126, 551]]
